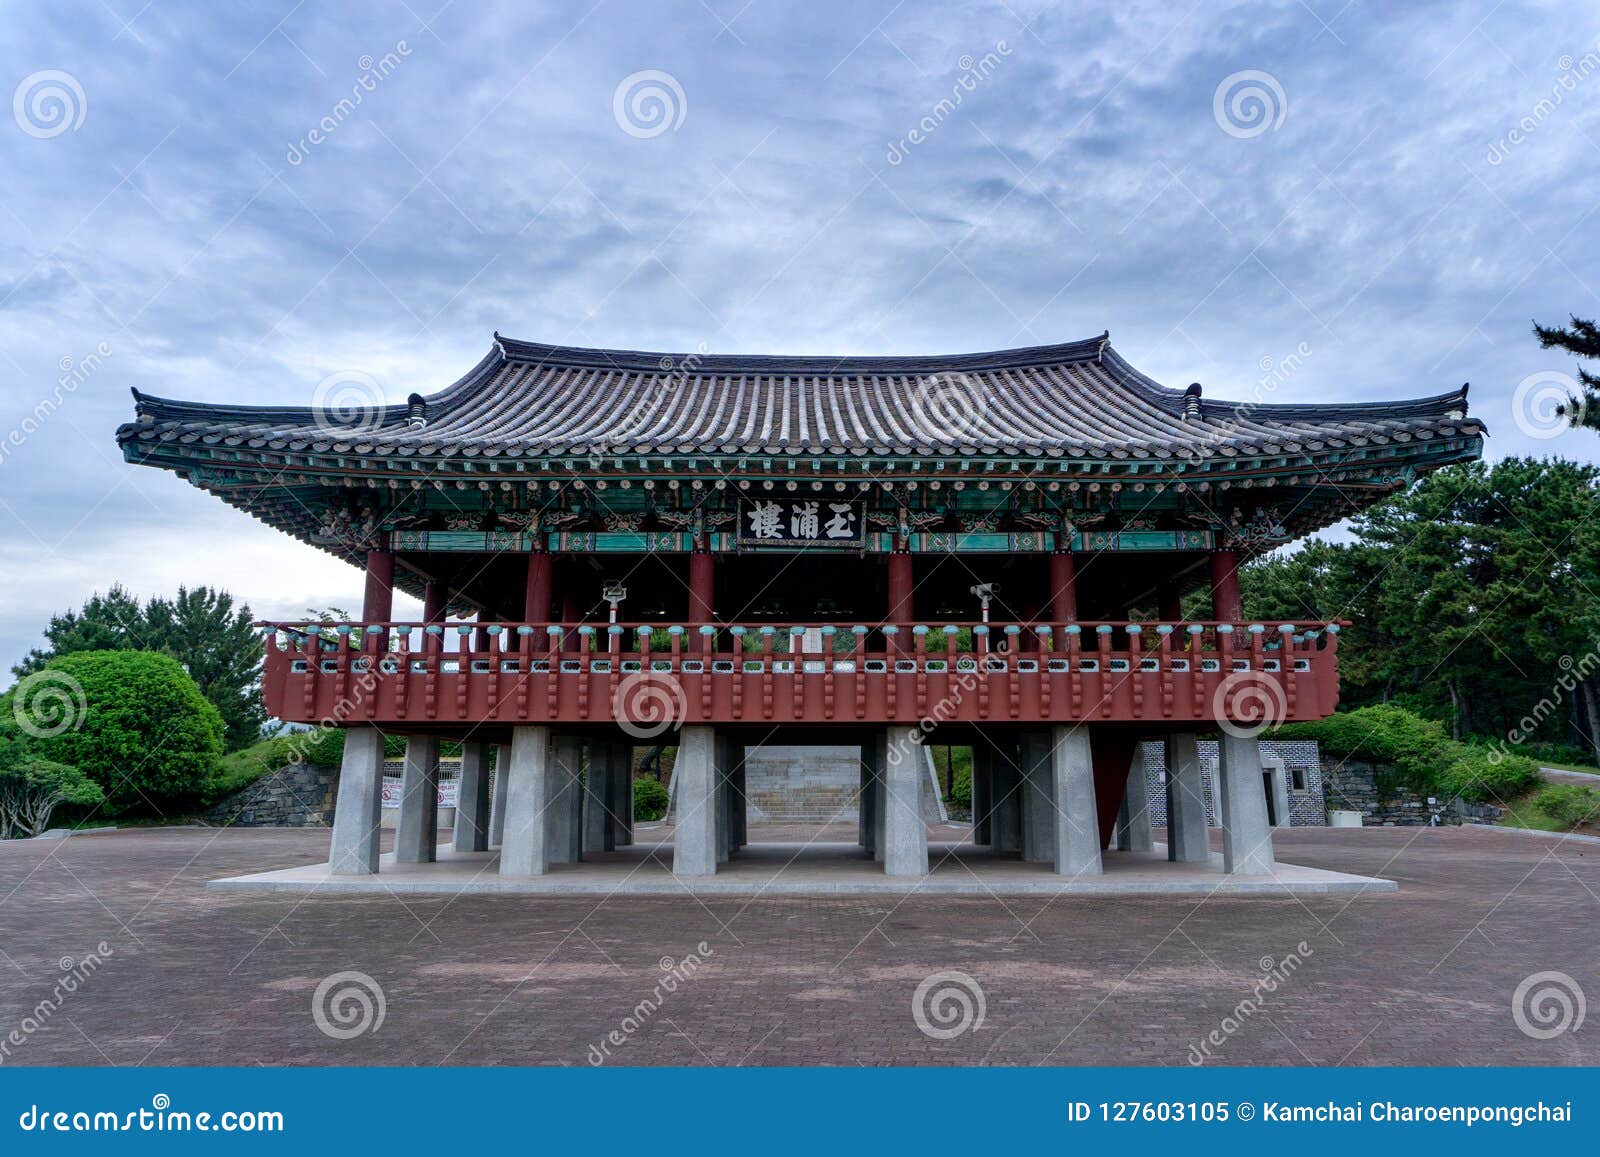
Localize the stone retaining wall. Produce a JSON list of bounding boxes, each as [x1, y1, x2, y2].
[[1322, 758, 1503, 826], [203, 763, 337, 827]]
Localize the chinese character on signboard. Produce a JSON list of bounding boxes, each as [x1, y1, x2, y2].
[[737, 499, 865, 548]]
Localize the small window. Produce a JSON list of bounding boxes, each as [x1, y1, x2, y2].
[[864, 659, 888, 674], [499, 660, 521, 674], [1139, 657, 1159, 672], [1015, 659, 1039, 673], [1290, 765, 1307, 791], [802, 660, 826, 674], [772, 660, 794, 674], [1169, 658, 1190, 672], [742, 660, 765, 673], [1078, 658, 1100, 672], [832, 660, 856, 673], [924, 659, 948, 673], [1108, 658, 1130, 673], [531, 660, 553, 673], [712, 660, 736, 674], [681, 660, 705, 674], [590, 659, 612, 673], [290, 659, 308, 673], [560, 660, 582, 674], [1231, 659, 1251, 672], [984, 658, 1007, 672], [471, 660, 492, 674], [1201, 658, 1221, 672], [894, 660, 917, 674], [1047, 659, 1070, 673], [619, 660, 641, 673]]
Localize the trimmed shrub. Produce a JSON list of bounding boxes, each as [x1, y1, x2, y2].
[[1278, 705, 1541, 803], [1533, 783, 1600, 827], [634, 776, 669, 822], [1276, 704, 1452, 788], [17, 651, 223, 812], [1437, 746, 1541, 803]]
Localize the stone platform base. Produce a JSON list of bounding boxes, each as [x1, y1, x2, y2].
[[208, 833, 1394, 897]]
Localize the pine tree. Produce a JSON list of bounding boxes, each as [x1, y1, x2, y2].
[[1533, 315, 1600, 430]]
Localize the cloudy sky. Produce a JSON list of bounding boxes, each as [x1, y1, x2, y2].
[[0, 0, 1597, 682]]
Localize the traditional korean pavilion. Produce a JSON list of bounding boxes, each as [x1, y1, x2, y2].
[[118, 333, 1484, 885]]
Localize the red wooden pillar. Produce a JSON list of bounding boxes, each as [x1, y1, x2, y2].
[[689, 538, 714, 652], [1048, 549, 1078, 621], [1158, 582, 1183, 622], [522, 549, 552, 654], [422, 580, 448, 623], [887, 549, 913, 652], [1210, 549, 1242, 621], [524, 550, 553, 621], [362, 550, 395, 622]]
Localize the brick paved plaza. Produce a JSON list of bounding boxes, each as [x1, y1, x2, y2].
[[0, 824, 1595, 1066]]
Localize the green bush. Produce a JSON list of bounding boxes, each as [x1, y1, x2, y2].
[[634, 776, 669, 821], [1277, 704, 1541, 803], [1532, 783, 1600, 827], [950, 761, 972, 808], [1276, 704, 1452, 787], [1437, 746, 1541, 802], [15, 651, 222, 813]]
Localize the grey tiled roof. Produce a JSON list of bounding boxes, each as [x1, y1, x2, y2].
[[118, 334, 1482, 461]]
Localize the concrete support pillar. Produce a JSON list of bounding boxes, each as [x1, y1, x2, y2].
[[871, 731, 888, 862], [489, 743, 510, 847], [1218, 733, 1275, 874], [1165, 732, 1210, 863], [608, 744, 634, 847], [730, 743, 747, 851], [883, 727, 929, 876], [990, 741, 1022, 856], [1051, 726, 1102, 877], [453, 741, 492, 853], [971, 745, 992, 846], [860, 742, 878, 856], [584, 742, 611, 855], [1210, 550, 1242, 621], [362, 550, 395, 622], [1117, 748, 1155, 853], [1019, 731, 1055, 864], [329, 726, 385, 875], [394, 736, 440, 864], [715, 735, 732, 864], [547, 737, 584, 862], [499, 725, 552, 876], [673, 726, 718, 877]]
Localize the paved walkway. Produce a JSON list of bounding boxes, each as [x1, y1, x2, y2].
[[0, 824, 1595, 1066]]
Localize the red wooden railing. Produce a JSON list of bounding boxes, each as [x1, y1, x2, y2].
[[258, 620, 1343, 730]]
